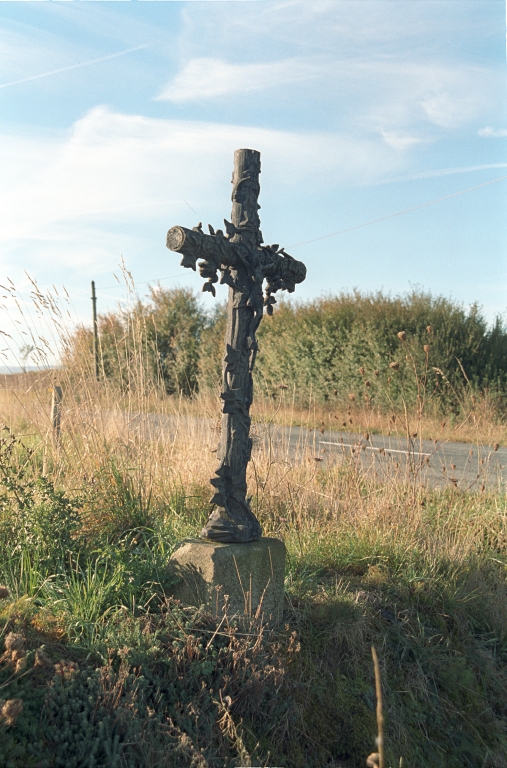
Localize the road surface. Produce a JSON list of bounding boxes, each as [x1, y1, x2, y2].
[[79, 409, 506, 491], [251, 423, 506, 491]]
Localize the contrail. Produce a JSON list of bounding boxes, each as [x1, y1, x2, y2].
[[0, 44, 148, 91], [388, 163, 507, 183]]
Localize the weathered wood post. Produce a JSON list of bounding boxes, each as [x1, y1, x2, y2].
[[51, 384, 62, 445], [91, 280, 99, 381]]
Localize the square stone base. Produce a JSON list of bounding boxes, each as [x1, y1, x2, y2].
[[167, 537, 285, 627]]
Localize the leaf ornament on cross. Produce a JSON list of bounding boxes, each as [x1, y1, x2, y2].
[[166, 148, 306, 543]]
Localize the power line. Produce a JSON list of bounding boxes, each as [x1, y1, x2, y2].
[[88, 173, 507, 291], [287, 175, 507, 249]]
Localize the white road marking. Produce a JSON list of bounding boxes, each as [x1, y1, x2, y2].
[[319, 440, 432, 457]]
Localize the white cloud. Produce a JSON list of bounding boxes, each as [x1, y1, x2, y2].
[[360, 62, 494, 133], [156, 53, 494, 143], [419, 85, 484, 130], [156, 57, 319, 102], [479, 127, 507, 138], [0, 103, 406, 359], [0, 105, 415, 320], [380, 131, 429, 150], [173, 2, 502, 138], [179, 0, 491, 57], [0, 106, 408, 250]]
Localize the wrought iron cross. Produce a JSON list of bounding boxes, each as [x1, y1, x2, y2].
[[166, 149, 306, 543]]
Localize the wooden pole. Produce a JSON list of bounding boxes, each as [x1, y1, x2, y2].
[[91, 280, 99, 380], [51, 385, 63, 445], [371, 645, 384, 768]]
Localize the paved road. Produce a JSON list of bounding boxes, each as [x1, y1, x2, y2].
[[251, 423, 506, 491], [84, 409, 506, 491]]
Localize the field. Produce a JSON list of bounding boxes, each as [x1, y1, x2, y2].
[[0, 285, 507, 767]]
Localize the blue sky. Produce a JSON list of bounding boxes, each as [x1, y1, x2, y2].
[[0, 1, 506, 365]]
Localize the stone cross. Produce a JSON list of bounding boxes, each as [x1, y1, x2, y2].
[[166, 148, 306, 543]]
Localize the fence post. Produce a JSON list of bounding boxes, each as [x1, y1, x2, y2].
[[91, 280, 99, 381], [51, 385, 63, 445]]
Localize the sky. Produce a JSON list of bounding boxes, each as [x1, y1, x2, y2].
[[0, 0, 506, 367]]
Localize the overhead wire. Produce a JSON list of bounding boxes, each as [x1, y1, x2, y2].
[[93, 173, 507, 289], [287, 175, 507, 249], [9, 174, 502, 297]]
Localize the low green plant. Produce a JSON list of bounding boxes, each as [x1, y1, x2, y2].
[[0, 431, 82, 599]]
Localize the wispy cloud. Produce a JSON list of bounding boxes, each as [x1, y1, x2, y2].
[[156, 57, 319, 102], [174, 0, 502, 140], [0, 106, 408, 266], [362, 62, 495, 133], [180, 0, 492, 57], [0, 44, 148, 91], [479, 127, 507, 138], [156, 50, 497, 143], [381, 131, 429, 150]]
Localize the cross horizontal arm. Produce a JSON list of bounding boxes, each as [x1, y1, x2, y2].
[[166, 223, 306, 304], [166, 224, 237, 272]]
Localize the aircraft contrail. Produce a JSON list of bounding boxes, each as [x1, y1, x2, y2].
[[0, 44, 149, 91], [390, 163, 507, 183]]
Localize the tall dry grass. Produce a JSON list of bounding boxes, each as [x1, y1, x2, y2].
[[0, 275, 504, 566]]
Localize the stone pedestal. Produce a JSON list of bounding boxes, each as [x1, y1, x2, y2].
[[167, 537, 285, 627]]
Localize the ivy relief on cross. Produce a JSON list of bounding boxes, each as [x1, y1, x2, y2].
[[166, 149, 306, 543]]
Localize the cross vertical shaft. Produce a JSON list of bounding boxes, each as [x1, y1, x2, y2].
[[166, 148, 306, 543], [205, 149, 264, 542]]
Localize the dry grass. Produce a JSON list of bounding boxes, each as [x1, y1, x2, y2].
[[0, 365, 506, 609], [4, 367, 504, 453], [0, 282, 505, 583], [251, 389, 507, 447]]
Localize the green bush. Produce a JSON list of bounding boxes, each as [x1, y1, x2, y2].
[[63, 287, 208, 396], [0, 432, 177, 618], [0, 432, 81, 592], [254, 290, 507, 411], [63, 287, 507, 413]]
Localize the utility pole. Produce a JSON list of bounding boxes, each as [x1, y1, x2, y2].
[[91, 280, 99, 380]]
